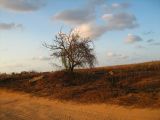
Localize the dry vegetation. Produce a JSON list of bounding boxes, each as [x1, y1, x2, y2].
[[0, 61, 160, 108]]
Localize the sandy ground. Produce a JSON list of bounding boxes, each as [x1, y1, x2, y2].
[[0, 89, 160, 120]]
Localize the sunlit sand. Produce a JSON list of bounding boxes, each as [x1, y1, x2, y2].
[[0, 89, 159, 120]]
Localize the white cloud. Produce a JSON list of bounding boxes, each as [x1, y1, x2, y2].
[[0, 22, 23, 30], [0, 0, 46, 12], [103, 2, 131, 14], [76, 23, 107, 39], [112, 3, 130, 9], [125, 34, 142, 43], [32, 56, 51, 61], [107, 52, 128, 59], [102, 12, 138, 30], [107, 52, 117, 57]]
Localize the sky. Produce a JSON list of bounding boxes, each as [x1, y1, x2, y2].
[[0, 0, 160, 73]]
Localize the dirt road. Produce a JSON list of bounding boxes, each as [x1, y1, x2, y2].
[[0, 89, 159, 120]]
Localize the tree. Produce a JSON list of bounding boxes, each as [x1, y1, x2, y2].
[[43, 29, 96, 72]]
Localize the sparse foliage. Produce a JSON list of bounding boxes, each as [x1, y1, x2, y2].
[[43, 29, 96, 72]]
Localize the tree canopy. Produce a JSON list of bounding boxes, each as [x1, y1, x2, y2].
[[44, 29, 96, 72]]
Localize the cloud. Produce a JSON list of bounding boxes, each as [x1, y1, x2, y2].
[[135, 45, 146, 49], [150, 42, 160, 46], [125, 34, 142, 43], [77, 12, 138, 39], [103, 2, 131, 14], [89, 0, 105, 5], [102, 12, 138, 30], [53, 1, 138, 39], [147, 38, 160, 46], [107, 52, 128, 59], [147, 39, 154, 43], [53, 9, 95, 25], [76, 12, 139, 39], [0, 22, 23, 30], [112, 3, 130, 9], [0, 0, 45, 12], [107, 52, 120, 57], [76, 23, 107, 39], [143, 31, 154, 35], [53, 0, 105, 25], [32, 56, 51, 61]]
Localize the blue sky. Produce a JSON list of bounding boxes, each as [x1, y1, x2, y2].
[[0, 0, 160, 73]]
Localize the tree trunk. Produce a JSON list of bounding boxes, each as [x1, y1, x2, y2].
[[69, 66, 74, 72]]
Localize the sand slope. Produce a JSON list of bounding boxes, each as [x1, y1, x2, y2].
[[0, 89, 159, 120]]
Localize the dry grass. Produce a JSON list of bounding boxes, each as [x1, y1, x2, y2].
[[0, 89, 160, 120], [0, 61, 160, 108]]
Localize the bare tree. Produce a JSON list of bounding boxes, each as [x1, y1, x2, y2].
[[43, 29, 96, 72]]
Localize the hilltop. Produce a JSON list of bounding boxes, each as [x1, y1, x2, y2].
[[0, 61, 160, 108]]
